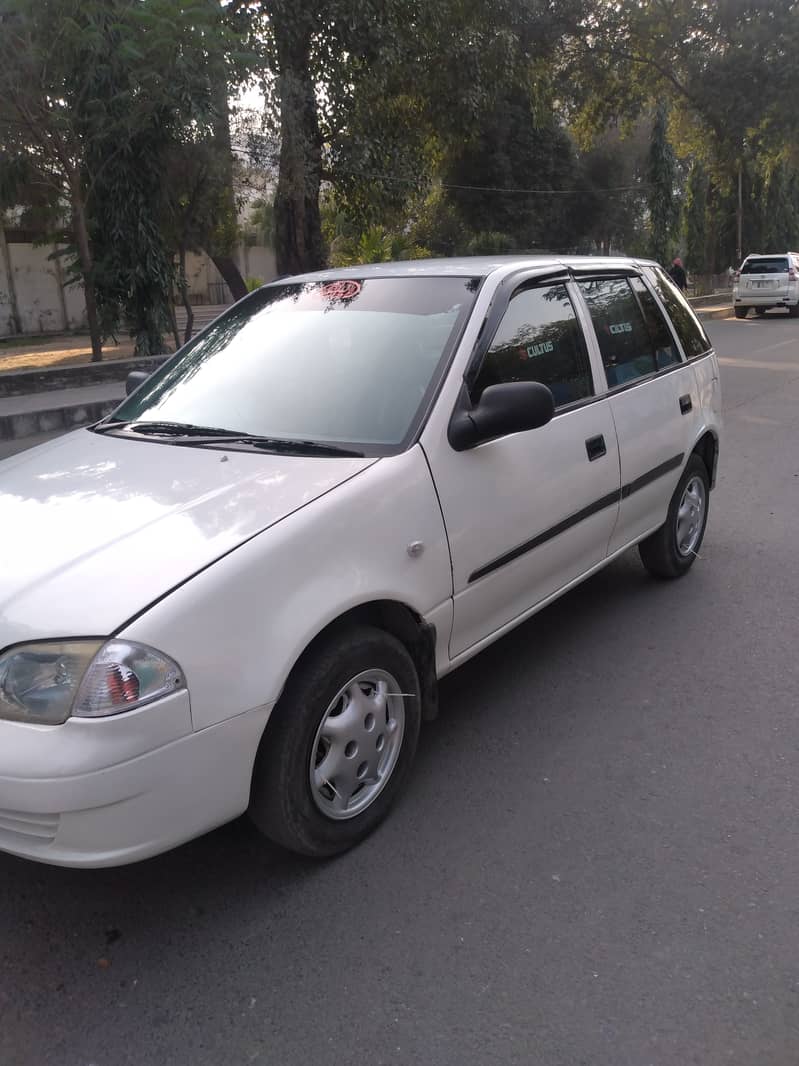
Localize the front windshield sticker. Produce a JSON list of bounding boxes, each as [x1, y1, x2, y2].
[[321, 280, 362, 301]]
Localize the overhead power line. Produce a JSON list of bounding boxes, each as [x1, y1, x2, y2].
[[331, 170, 659, 196]]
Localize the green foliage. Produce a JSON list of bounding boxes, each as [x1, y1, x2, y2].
[[2, 0, 799, 340], [441, 92, 584, 252], [245, 276, 264, 291], [683, 162, 709, 274], [329, 225, 431, 267], [0, 0, 250, 355], [646, 103, 678, 265]]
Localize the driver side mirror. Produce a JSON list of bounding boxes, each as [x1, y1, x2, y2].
[[448, 381, 555, 451], [126, 370, 151, 396]]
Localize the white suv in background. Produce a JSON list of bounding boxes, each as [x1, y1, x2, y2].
[[733, 253, 799, 318]]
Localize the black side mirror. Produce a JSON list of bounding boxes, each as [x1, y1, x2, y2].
[[125, 370, 150, 396], [448, 381, 555, 451]]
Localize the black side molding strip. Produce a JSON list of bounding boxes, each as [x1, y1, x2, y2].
[[468, 452, 685, 583], [620, 452, 683, 499]]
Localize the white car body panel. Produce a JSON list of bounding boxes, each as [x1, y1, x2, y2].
[[604, 367, 700, 552], [0, 693, 270, 866], [423, 401, 621, 656], [0, 429, 375, 644], [120, 445, 453, 730]]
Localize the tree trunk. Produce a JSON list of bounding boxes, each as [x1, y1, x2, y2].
[[71, 189, 103, 362], [205, 52, 247, 301], [736, 162, 743, 265], [209, 252, 247, 302], [272, 12, 325, 276], [179, 244, 194, 343]]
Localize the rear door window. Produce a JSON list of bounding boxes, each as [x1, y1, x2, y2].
[[474, 283, 593, 408], [645, 268, 711, 359], [576, 277, 656, 387], [742, 257, 789, 274]]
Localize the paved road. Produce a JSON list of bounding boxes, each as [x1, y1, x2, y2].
[[2, 313, 799, 1066]]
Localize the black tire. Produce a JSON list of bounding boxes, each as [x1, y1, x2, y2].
[[734, 306, 748, 319], [756, 307, 767, 316], [249, 625, 422, 857], [788, 303, 799, 319], [638, 454, 710, 580]]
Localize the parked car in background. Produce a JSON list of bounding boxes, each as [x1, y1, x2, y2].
[[733, 253, 799, 318], [0, 256, 721, 867]]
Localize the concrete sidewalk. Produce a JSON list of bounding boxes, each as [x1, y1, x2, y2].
[[0, 381, 122, 441], [696, 305, 732, 320]]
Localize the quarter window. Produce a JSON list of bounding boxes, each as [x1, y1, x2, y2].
[[474, 283, 593, 408], [577, 277, 657, 387], [630, 277, 681, 369], [646, 267, 711, 358]]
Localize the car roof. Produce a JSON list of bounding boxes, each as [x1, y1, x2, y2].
[[276, 254, 662, 284]]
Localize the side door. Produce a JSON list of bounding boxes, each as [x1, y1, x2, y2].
[[421, 277, 621, 660], [573, 271, 702, 554]]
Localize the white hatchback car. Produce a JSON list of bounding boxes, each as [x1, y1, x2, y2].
[[733, 252, 799, 317], [0, 257, 721, 867]]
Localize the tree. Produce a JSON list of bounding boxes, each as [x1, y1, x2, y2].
[[646, 103, 678, 266], [0, 0, 249, 358], [574, 1, 799, 262], [0, 0, 118, 358], [82, 0, 242, 355], [440, 90, 584, 253], [683, 161, 709, 276], [250, 0, 586, 273]]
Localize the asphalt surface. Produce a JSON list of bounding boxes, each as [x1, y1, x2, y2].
[[2, 311, 799, 1066]]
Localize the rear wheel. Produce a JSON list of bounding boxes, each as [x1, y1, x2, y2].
[[788, 303, 799, 318], [734, 307, 748, 319], [639, 455, 710, 580], [249, 625, 422, 857]]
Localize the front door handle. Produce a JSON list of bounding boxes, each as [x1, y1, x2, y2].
[[679, 394, 693, 415], [585, 434, 607, 461]]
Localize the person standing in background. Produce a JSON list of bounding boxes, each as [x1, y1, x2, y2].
[[669, 257, 688, 292]]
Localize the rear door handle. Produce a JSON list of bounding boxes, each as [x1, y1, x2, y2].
[[585, 434, 607, 461], [679, 394, 693, 415]]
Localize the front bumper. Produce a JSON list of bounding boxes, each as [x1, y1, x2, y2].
[[0, 692, 271, 867]]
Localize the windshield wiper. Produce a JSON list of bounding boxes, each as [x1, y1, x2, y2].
[[92, 419, 233, 437], [94, 419, 364, 456], [98, 420, 364, 456], [126, 420, 238, 437], [236, 437, 365, 457]]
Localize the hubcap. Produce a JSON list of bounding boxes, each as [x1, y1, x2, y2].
[[309, 669, 406, 820], [675, 475, 706, 557]]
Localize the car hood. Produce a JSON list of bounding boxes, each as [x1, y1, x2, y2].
[[0, 429, 376, 644]]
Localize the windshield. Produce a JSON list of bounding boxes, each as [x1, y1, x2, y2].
[[111, 276, 480, 454], [741, 257, 789, 274]]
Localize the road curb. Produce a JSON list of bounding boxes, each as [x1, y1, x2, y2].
[[0, 394, 122, 441]]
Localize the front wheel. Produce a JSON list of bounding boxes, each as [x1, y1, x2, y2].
[[788, 303, 799, 319], [249, 625, 422, 857], [734, 306, 748, 319], [639, 455, 710, 580]]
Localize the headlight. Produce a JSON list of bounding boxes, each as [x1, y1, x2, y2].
[[0, 640, 184, 725]]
